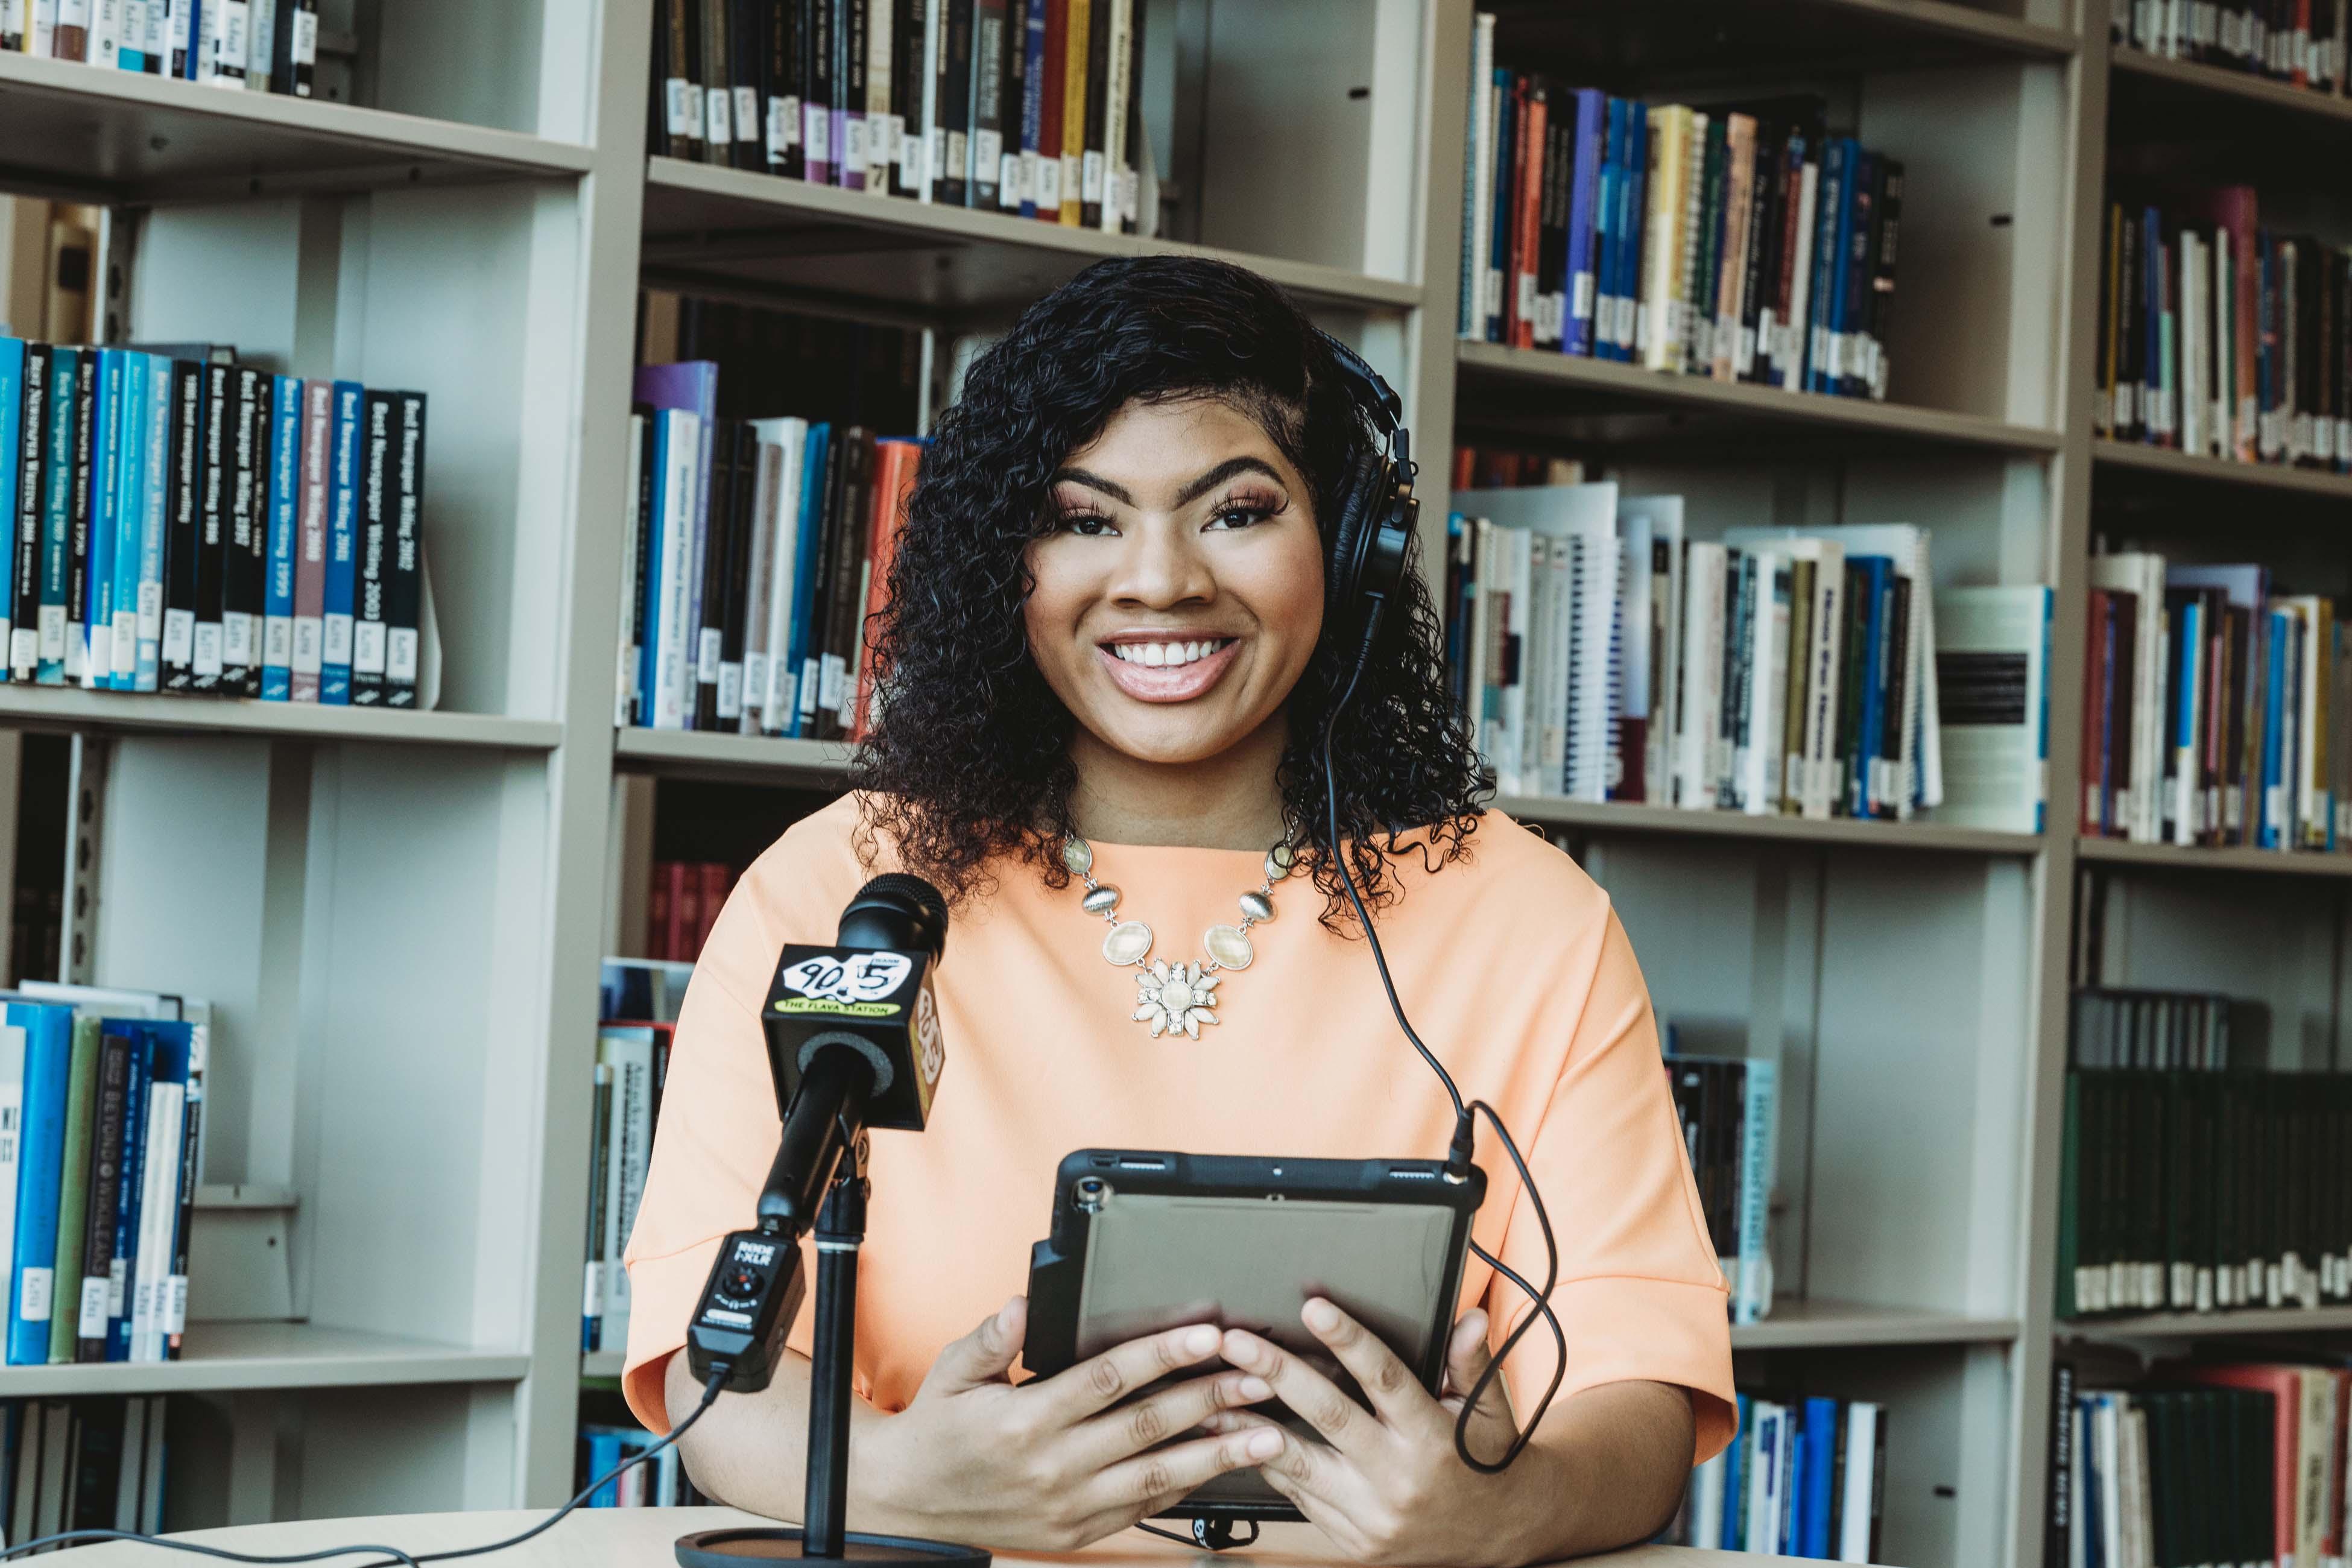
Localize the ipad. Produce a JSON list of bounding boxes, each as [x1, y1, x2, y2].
[[1023, 1149, 1485, 1521]]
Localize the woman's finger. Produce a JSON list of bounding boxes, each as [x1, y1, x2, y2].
[[1218, 1327, 1376, 1453], [1297, 1297, 1445, 1436], [1034, 1322, 1225, 1424], [1085, 1426, 1285, 1514], [918, 1296, 1027, 1399], [1070, 1368, 1272, 1465], [1440, 1307, 1520, 1464]]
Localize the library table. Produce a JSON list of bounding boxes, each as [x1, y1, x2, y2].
[[66, 1505, 1826, 1564]]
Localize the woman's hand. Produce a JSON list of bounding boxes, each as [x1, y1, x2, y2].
[[1203, 1300, 1572, 1568], [851, 1295, 1283, 1551]]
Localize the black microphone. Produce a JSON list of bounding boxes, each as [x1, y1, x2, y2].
[[686, 874, 950, 1394]]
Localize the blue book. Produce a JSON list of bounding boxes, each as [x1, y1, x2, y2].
[[104, 1023, 152, 1362], [1486, 70, 1513, 344], [2079, 1397, 2105, 1568], [1800, 1396, 1838, 1555], [633, 364, 719, 729], [1807, 140, 1851, 396], [321, 380, 364, 704], [126, 1022, 191, 1362], [109, 353, 148, 689], [1019, 2, 1047, 218], [1590, 99, 1622, 361], [261, 374, 302, 700], [37, 349, 77, 685], [1719, 1393, 1749, 1549], [181, 0, 203, 78], [1561, 89, 1605, 359], [119, 8, 147, 71], [1847, 557, 1891, 816], [634, 412, 669, 728], [1733, 1059, 1778, 1324], [0, 337, 24, 677], [785, 423, 833, 738], [133, 358, 172, 692], [6, 1002, 74, 1364], [1616, 104, 1649, 364], [86, 348, 125, 689], [586, 1429, 624, 1507]]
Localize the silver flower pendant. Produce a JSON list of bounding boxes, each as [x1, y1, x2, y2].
[[1133, 959, 1220, 1039]]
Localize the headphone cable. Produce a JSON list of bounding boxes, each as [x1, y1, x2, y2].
[[1323, 607, 1566, 1475]]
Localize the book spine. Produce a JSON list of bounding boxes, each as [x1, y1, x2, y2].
[[187, 361, 231, 691], [289, 380, 329, 703], [131, 356, 168, 691], [0, 340, 21, 680], [75, 1032, 127, 1362], [838, 0, 870, 189], [348, 390, 393, 706], [104, 1030, 148, 1360], [384, 391, 425, 708], [220, 365, 264, 694], [1056, 0, 1086, 224], [1078, 0, 1112, 226], [42, 1021, 95, 1365], [54, 0, 87, 58], [158, 361, 200, 692], [260, 374, 299, 700], [802, 0, 836, 183], [8, 345, 43, 683], [162, 1051, 199, 1359], [728, 0, 765, 171], [761, 0, 800, 175], [104, 353, 142, 689], [35, 350, 81, 687], [8, 1016, 68, 1367], [653, 411, 699, 732], [1016, 0, 1045, 216], [62, 349, 95, 684], [868, 0, 897, 192], [970, 0, 1007, 207], [320, 381, 361, 705], [697, 0, 732, 161], [81, 350, 119, 690], [935, 0, 973, 205], [894, 0, 928, 197]]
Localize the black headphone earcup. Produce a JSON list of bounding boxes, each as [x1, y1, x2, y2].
[[1328, 450, 1386, 634]]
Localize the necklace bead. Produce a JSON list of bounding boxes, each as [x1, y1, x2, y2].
[[1238, 890, 1274, 923], [1061, 837, 1095, 876], [1203, 924, 1255, 970], [1081, 885, 1121, 915]]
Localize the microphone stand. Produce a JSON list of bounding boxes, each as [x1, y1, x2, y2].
[[676, 1129, 991, 1568]]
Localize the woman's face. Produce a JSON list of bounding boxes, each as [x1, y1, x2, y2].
[[1023, 397, 1326, 768]]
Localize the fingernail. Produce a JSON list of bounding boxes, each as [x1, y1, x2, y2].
[[999, 1299, 1021, 1331], [1222, 1329, 1258, 1361], [1239, 1376, 1272, 1401], [1303, 1299, 1340, 1332], [1246, 1429, 1283, 1459], [1184, 1325, 1219, 1356]]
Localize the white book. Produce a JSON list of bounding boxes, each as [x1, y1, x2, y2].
[[652, 410, 701, 732], [1743, 1403, 1781, 1549], [0, 1025, 25, 1322], [1933, 587, 2052, 833], [2212, 228, 2233, 459], [1097, 0, 1131, 232], [1620, 497, 1684, 805], [1837, 1402, 1881, 1563], [1499, 528, 1532, 793], [1616, 513, 1654, 802], [1465, 517, 1494, 778], [2094, 1395, 2124, 1568], [1677, 112, 1709, 372], [1640, 107, 1689, 371], [1687, 1447, 1727, 1546], [1780, 162, 1819, 391], [737, 442, 783, 734], [1524, 532, 1567, 796], [113, 1397, 147, 1531], [2068, 1403, 2088, 1568], [2117, 1402, 2152, 1568], [1741, 550, 1791, 814], [2090, 552, 2167, 842], [244, 0, 273, 89], [89, 0, 118, 64], [749, 418, 810, 733], [2181, 232, 2205, 459], [1462, 14, 1496, 337], [917, 0, 943, 202], [1678, 541, 1728, 808], [128, 1078, 184, 1361], [596, 1029, 658, 1345], [1766, 538, 1844, 819], [1449, 482, 1622, 798]]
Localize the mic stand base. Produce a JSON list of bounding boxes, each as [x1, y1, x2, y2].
[[675, 1529, 991, 1567]]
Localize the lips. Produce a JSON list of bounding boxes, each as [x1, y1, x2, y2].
[[1096, 636, 1242, 703]]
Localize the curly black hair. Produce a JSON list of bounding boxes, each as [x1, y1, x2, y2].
[[849, 255, 1489, 933]]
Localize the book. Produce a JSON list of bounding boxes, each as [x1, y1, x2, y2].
[[1934, 586, 2054, 833], [320, 379, 362, 704]]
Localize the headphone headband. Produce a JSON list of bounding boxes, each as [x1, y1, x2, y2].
[[1312, 328, 1403, 437]]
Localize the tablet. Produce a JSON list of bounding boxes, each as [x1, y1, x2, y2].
[[1023, 1149, 1485, 1522]]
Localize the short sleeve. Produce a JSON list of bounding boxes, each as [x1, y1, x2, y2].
[[1483, 909, 1736, 1465], [621, 817, 865, 1432]]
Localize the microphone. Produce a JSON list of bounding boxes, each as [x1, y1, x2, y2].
[[686, 873, 950, 1395]]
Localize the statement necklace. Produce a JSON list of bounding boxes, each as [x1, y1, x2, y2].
[[1061, 833, 1295, 1038]]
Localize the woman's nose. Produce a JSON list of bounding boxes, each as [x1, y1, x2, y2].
[[1109, 519, 1214, 608]]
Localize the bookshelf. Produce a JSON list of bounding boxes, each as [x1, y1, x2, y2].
[[3, 0, 2339, 1561]]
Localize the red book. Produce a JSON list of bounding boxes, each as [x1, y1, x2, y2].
[[1036, 0, 1067, 223], [852, 440, 923, 742], [696, 862, 731, 953], [666, 861, 697, 963], [2082, 590, 2110, 835], [647, 866, 674, 960], [1512, 79, 1546, 352], [1450, 447, 1476, 490]]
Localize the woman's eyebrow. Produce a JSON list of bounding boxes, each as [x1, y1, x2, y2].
[[1172, 456, 1286, 507], [1050, 467, 1133, 504], [1050, 455, 1287, 509]]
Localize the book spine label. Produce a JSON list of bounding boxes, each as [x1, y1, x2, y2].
[[350, 391, 393, 704], [35, 350, 78, 685], [220, 365, 263, 692], [189, 362, 231, 688], [291, 379, 329, 702], [133, 356, 169, 691]]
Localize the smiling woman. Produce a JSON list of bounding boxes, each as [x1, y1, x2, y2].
[[619, 256, 1736, 1567]]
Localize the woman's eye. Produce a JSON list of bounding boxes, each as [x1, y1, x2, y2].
[[1207, 505, 1272, 531], [1057, 512, 1117, 536]]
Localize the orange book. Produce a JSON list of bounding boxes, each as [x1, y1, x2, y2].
[[1059, 0, 1091, 225], [852, 440, 923, 742], [663, 861, 695, 963], [1510, 78, 1544, 351], [2172, 1364, 2320, 1566]]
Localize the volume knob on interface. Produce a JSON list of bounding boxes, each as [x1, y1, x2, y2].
[[727, 1265, 762, 1295]]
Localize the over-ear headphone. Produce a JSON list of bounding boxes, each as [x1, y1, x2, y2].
[[1312, 329, 1418, 668]]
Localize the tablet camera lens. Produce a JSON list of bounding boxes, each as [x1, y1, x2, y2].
[[1074, 1176, 1111, 1213]]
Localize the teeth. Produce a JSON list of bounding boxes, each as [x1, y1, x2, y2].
[[1113, 639, 1227, 668]]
